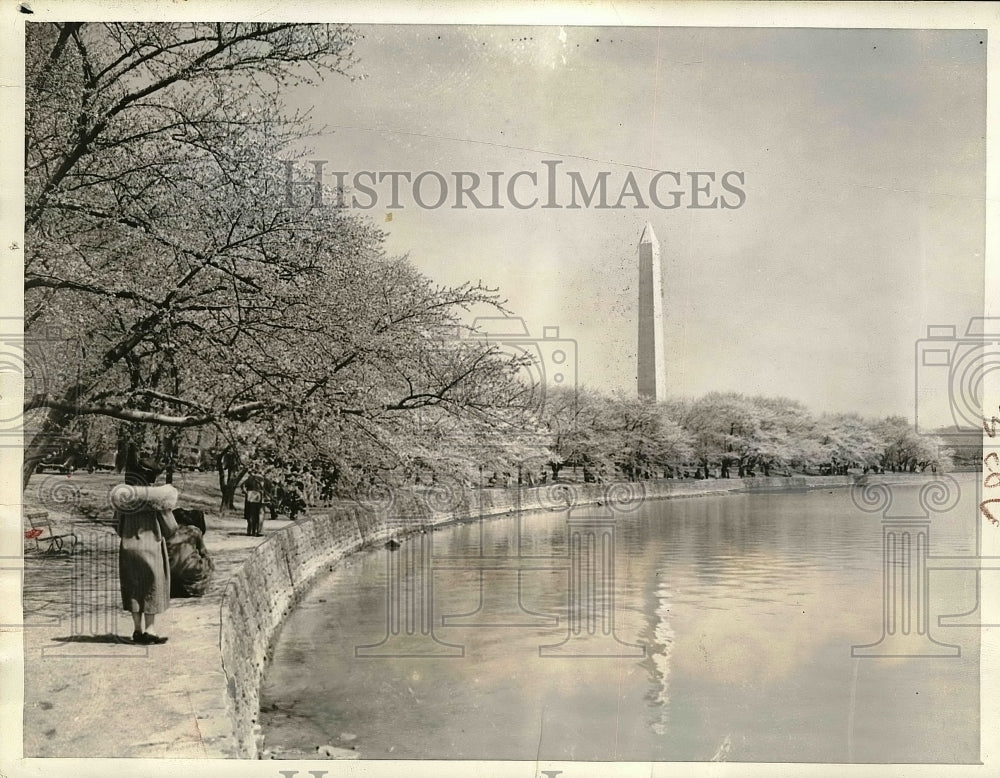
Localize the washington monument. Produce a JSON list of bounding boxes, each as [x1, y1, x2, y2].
[[637, 223, 666, 401]]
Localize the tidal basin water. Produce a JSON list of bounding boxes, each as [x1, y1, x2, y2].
[[260, 477, 981, 762]]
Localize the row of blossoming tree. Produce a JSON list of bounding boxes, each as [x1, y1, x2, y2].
[[23, 22, 948, 507], [538, 386, 951, 484], [23, 22, 542, 503]]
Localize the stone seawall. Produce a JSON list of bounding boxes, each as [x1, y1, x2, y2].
[[219, 472, 926, 758]]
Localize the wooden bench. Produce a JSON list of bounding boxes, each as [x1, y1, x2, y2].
[[24, 509, 80, 554]]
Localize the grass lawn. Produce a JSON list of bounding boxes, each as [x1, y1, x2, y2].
[[22, 470, 232, 537]]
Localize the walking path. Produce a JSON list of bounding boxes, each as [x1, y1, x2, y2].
[[20, 507, 293, 758]]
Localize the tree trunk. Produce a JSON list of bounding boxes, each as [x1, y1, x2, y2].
[[215, 449, 245, 511], [221, 475, 242, 510], [160, 429, 178, 484], [21, 384, 86, 490], [114, 425, 130, 473]]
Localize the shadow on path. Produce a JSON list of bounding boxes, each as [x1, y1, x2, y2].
[[51, 633, 134, 645]]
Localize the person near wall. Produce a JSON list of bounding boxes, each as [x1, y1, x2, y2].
[[243, 475, 265, 537], [111, 457, 177, 645]]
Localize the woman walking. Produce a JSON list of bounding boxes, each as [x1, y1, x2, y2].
[[112, 458, 177, 645]]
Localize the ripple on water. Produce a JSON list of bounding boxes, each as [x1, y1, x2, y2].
[[261, 476, 982, 762]]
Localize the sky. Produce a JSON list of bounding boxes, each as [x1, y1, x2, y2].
[[287, 25, 986, 420]]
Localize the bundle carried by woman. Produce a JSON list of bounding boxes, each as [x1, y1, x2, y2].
[[112, 481, 214, 602], [165, 523, 214, 597]]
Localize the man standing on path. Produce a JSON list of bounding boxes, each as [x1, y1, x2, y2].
[[243, 476, 264, 537]]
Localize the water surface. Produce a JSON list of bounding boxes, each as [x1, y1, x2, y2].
[[261, 478, 981, 762]]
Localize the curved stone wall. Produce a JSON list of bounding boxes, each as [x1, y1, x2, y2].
[[218, 473, 921, 757]]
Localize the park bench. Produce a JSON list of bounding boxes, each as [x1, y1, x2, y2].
[[24, 509, 80, 554]]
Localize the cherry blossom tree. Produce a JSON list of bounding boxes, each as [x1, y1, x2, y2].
[[22, 22, 531, 492]]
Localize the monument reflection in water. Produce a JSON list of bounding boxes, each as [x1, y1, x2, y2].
[[260, 477, 980, 763]]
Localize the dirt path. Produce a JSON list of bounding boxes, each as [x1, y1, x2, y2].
[[18, 473, 295, 757]]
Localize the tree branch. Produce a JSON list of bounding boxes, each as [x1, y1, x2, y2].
[[24, 394, 282, 427]]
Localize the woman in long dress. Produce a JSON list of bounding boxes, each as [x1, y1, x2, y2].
[[112, 463, 178, 645]]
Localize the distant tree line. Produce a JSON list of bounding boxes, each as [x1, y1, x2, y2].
[[35, 380, 953, 514], [537, 387, 952, 484]]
